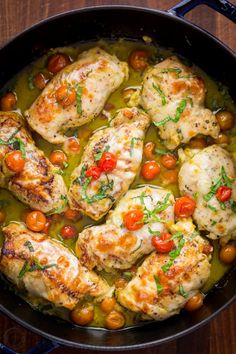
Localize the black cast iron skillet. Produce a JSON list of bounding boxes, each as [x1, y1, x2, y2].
[[0, 0, 236, 351]]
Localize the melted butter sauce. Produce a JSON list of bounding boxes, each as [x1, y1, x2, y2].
[[0, 39, 236, 328]]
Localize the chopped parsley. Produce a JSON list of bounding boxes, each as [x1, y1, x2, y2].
[[154, 99, 187, 127], [81, 176, 114, 204], [152, 83, 166, 106], [153, 275, 163, 294], [24, 241, 34, 252], [179, 284, 189, 298], [140, 192, 172, 224]]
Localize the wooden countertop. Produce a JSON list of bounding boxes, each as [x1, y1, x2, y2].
[[0, 1, 236, 353]]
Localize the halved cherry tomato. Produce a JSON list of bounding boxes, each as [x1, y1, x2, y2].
[[67, 137, 80, 152], [47, 53, 70, 74], [141, 161, 160, 180], [174, 196, 196, 218], [123, 210, 144, 231], [49, 150, 67, 167], [216, 186, 232, 202], [64, 208, 81, 222], [5, 150, 25, 173], [144, 142, 156, 160], [26, 211, 46, 232], [55, 84, 76, 107], [129, 50, 149, 71], [60, 225, 77, 239], [85, 166, 101, 180], [152, 232, 175, 253], [160, 154, 177, 170], [98, 152, 117, 173]]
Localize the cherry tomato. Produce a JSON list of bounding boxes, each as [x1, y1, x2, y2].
[[26, 211, 47, 232], [55, 84, 76, 107], [0, 209, 6, 223], [123, 210, 144, 231], [85, 166, 102, 180], [184, 292, 204, 312], [152, 232, 175, 253], [129, 50, 149, 71], [141, 161, 160, 180], [174, 196, 196, 218], [49, 150, 67, 167], [42, 218, 52, 234], [160, 154, 177, 170], [0, 92, 17, 111], [60, 225, 77, 239], [33, 72, 48, 90], [98, 152, 117, 173], [216, 111, 234, 131], [144, 142, 156, 160], [215, 133, 230, 145], [70, 304, 94, 325], [64, 208, 81, 222], [47, 53, 71, 74], [105, 310, 125, 330], [219, 244, 236, 264], [100, 297, 116, 313], [67, 137, 80, 152], [216, 186, 232, 202], [5, 150, 25, 173]]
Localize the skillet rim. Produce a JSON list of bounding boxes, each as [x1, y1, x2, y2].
[[0, 4, 236, 350]]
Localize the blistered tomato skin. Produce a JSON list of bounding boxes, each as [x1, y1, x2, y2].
[[141, 161, 161, 180], [216, 186, 232, 202], [152, 232, 175, 253], [174, 196, 196, 218], [5, 151, 25, 173], [98, 152, 117, 173], [60, 225, 77, 239], [26, 211, 47, 232], [47, 53, 71, 74], [123, 210, 144, 231]]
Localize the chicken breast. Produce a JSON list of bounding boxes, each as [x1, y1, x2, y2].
[[117, 219, 212, 320], [69, 107, 150, 220], [25, 47, 129, 144], [0, 223, 110, 310], [178, 145, 236, 241], [76, 186, 175, 271], [0, 112, 67, 213], [141, 56, 220, 149]]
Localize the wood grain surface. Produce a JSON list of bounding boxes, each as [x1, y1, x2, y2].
[[0, 1, 236, 353]]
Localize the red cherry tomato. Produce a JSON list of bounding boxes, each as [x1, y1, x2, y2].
[[152, 232, 175, 253], [98, 152, 117, 173], [123, 210, 144, 231], [141, 161, 160, 180], [60, 225, 77, 239], [216, 186, 232, 202], [5, 150, 25, 173], [174, 196, 196, 218], [85, 166, 102, 180]]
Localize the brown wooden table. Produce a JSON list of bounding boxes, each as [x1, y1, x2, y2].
[[0, 1, 236, 353]]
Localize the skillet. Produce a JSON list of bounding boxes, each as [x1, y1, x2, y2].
[[0, 0, 236, 351]]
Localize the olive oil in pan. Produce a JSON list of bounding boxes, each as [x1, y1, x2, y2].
[[0, 39, 235, 328]]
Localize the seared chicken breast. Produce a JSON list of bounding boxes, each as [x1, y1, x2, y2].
[[178, 145, 236, 241], [25, 47, 129, 144], [117, 220, 211, 320], [76, 186, 175, 271], [141, 56, 220, 149], [0, 223, 110, 310], [69, 107, 150, 220], [0, 112, 67, 213]]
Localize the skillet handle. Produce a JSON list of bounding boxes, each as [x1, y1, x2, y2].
[[169, 0, 236, 23]]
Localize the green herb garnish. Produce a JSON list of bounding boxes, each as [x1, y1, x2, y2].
[[75, 164, 87, 186], [207, 204, 217, 212], [46, 195, 68, 216], [152, 83, 166, 105], [0, 137, 26, 158], [24, 241, 34, 252], [160, 68, 182, 77], [154, 99, 187, 127], [18, 260, 58, 278], [155, 148, 168, 155], [123, 272, 133, 281], [76, 84, 82, 114], [142, 193, 172, 224], [179, 284, 188, 298], [130, 137, 142, 156], [153, 275, 163, 294], [162, 238, 185, 273], [204, 167, 233, 203], [94, 145, 110, 161], [81, 176, 114, 204]]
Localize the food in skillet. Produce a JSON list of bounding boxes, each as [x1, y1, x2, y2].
[[178, 145, 236, 242], [117, 219, 212, 320], [0, 42, 236, 330], [141, 56, 220, 149], [0, 112, 67, 213], [24, 47, 129, 144], [76, 186, 175, 271], [69, 107, 150, 220], [0, 223, 110, 310]]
